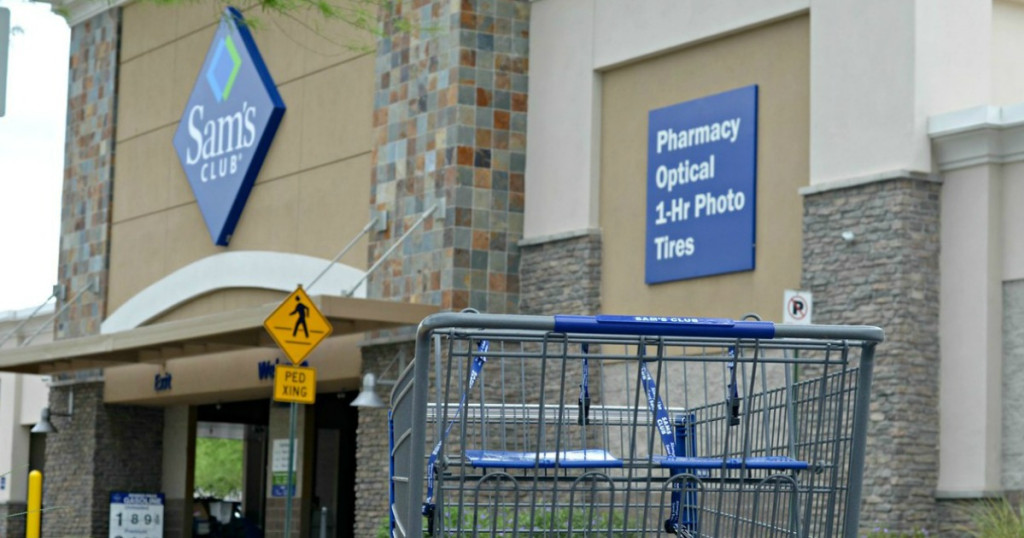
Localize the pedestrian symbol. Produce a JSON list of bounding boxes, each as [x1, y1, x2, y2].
[[264, 285, 333, 365], [291, 297, 309, 338]]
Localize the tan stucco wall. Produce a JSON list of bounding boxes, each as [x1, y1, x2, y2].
[[148, 288, 286, 325], [109, 3, 374, 318], [599, 15, 808, 320], [104, 333, 363, 406]]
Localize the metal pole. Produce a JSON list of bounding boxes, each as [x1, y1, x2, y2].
[[342, 205, 437, 297], [283, 402, 298, 537], [22, 283, 94, 346], [307, 216, 379, 290], [842, 343, 878, 538], [0, 292, 55, 347]]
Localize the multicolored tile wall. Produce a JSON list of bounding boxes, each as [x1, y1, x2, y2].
[[368, 0, 530, 314], [56, 10, 120, 339]]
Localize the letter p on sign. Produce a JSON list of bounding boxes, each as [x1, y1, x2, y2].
[[783, 289, 812, 325]]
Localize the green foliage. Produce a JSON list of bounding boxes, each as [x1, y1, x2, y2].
[[961, 498, 1024, 538], [862, 529, 931, 538], [377, 516, 391, 538], [386, 506, 641, 537], [194, 437, 243, 500], [137, 0, 425, 51], [434, 505, 640, 537]]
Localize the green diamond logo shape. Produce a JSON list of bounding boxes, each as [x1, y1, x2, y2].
[[205, 35, 242, 102]]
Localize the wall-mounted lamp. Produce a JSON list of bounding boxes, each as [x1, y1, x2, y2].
[[841, 231, 856, 242], [31, 389, 74, 434], [350, 373, 385, 408], [351, 349, 408, 408]]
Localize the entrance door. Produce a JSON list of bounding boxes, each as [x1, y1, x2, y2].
[[195, 400, 271, 536], [311, 394, 358, 538]]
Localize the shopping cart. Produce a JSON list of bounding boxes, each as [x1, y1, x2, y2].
[[389, 312, 883, 537]]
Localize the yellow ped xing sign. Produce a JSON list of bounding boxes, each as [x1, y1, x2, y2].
[[264, 285, 333, 365], [273, 364, 316, 404]]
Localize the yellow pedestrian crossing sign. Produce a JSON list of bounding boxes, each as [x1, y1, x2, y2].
[[264, 285, 333, 365], [273, 364, 316, 404]]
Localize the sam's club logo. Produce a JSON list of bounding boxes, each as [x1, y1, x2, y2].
[[173, 7, 285, 246]]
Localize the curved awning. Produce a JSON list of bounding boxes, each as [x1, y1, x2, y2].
[[0, 295, 438, 374]]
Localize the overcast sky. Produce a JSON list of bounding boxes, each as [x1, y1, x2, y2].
[[0, 0, 70, 313]]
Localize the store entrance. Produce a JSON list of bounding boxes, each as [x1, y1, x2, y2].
[[194, 399, 271, 537], [310, 393, 358, 538]]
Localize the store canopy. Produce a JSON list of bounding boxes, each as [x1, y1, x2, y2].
[[0, 295, 438, 374]]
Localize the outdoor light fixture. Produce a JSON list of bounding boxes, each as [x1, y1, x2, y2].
[[350, 373, 385, 408], [31, 389, 74, 434]]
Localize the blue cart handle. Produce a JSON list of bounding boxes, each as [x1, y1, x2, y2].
[[554, 315, 775, 340]]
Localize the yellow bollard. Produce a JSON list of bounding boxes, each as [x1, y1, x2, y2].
[[26, 470, 41, 538]]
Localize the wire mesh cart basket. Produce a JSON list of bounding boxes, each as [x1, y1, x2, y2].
[[389, 313, 884, 537]]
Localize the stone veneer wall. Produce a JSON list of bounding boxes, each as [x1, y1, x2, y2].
[[518, 232, 602, 315], [358, 233, 598, 536], [56, 9, 119, 339], [368, 0, 531, 313], [355, 342, 412, 537], [1003, 280, 1024, 494], [802, 177, 941, 532], [42, 382, 163, 537], [0, 503, 27, 538]]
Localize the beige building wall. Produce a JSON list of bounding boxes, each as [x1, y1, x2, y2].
[[930, 103, 1024, 496], [109, 3, 375, 320], [992, 0, 1024, 106], [0, 307, 51, 506], [599, 15, 808, 320]]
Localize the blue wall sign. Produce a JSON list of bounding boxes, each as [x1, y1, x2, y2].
[[173, 7, 285, 246], [645, 85, 758, 284], [153, 372, 172, 392]]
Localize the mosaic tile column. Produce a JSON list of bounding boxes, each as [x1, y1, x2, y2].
[[56, 9, 119, 339], [358, 1, 530, 534], [368, 0, 530, 314]]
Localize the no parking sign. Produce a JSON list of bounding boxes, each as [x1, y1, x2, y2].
[[783, 290, 812, 325]]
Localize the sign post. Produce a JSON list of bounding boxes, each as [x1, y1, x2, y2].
[[264, 285, 332, 537]]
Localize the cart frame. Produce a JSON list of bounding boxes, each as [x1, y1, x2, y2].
[[391, 312, 883, 538]]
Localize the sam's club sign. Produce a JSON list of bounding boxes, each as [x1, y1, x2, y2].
[[174, 7, 285, 246], [645, 85, 758, 284]]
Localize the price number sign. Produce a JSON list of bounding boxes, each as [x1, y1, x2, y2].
[[109, 492, 164, 538]]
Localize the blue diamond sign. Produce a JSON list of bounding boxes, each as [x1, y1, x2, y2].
[[174, 7, 285, 246]]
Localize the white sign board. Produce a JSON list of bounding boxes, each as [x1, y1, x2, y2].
[[109, 492, 164, 538], [271, 438, 298, 472], [0, 7, 9, 117], [783, 290, 812, 325], [271, 438, 298, 497]]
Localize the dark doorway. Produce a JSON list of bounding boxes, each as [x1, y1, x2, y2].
[[194, 399, 270, 537], [311, 392, 358, 538]]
